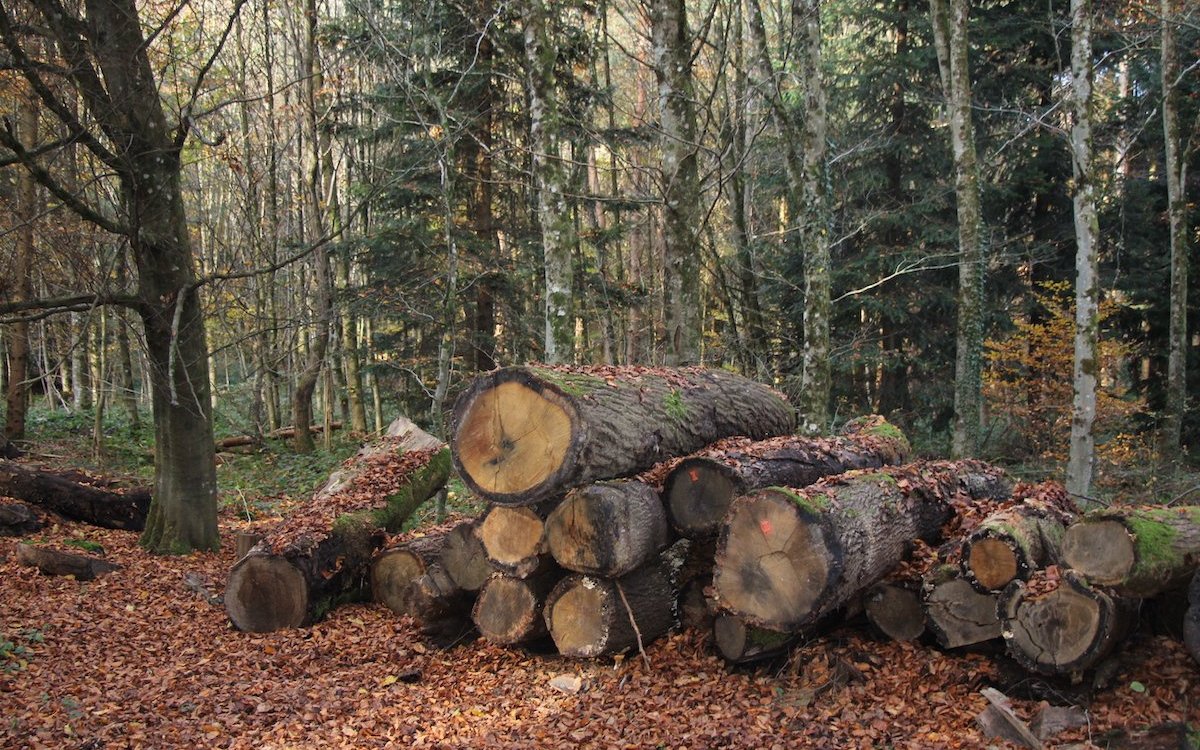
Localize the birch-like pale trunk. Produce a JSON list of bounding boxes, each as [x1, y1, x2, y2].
[[1161, 0, 1188, 455], [1066, 0, 1100, 498], [929, 0, 984, 457]]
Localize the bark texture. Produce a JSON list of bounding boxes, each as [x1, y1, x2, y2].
[[545, 480, 670, 577], [450, 365, 795, 506], [1185, 569, 1200, 667], [1060, 505, 1200, 597], [543, 559, 676, 657], [0, 461, 150, 530]]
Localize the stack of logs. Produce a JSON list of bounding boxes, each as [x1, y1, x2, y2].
[[370, 365, 1200, 681]]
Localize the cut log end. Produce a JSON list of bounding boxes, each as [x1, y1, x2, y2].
[[473, 574, 550, 645], [546, 579, 607, 657], [1061, 520, 1135, 586], [664, 459, 740, 537], [924, 576, 1001, 649], [713, 615, 795, 664], [454, 379, 574, 499], [371, 548, 429, 614], [864, 583, 925, 641], [968, 537, 1021, 591], [225, 556, 308, 632], [478, 506, 545, 574]]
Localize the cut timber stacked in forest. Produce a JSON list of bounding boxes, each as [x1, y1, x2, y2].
[[440, 520, 494, 592], [1061, 505, 1200, 597], [225, 420, 451, 632], [450, 365, 795, 506], [544, 480, 670, 577], [371, 532, 446, 615], [960, 482, 1077, 592], [0, 461, 150, 530], [864, 582, 926, 641], [663, 415, 909, 538], [713, 460, 1009, 632], [472, 568, 561, 646], [922, 564, 1001, 649], [404, 564, 477, 648], [476, 504, 554, 578]]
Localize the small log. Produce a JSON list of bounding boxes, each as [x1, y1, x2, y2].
[[472, 568, 561, 646], [440, 520, 493, 592], [1185, 568, 1200, 667], [450, 365, 796, 506], [216, 421, 344, 451], [864, 581, 926, 641], [999, 568, 1136, 678], [544, 480, 670, 577], [0, 460, 150, 530], [0, 501, 42, 536], [476, 503, 554, 578], [543, 558, 676, 658], [404, 563, 477, 648], [1061, 504, 1200, 597], [663, 415, 909, 538], [713, 614, 796, 665], [234, 532, 264, 559], [713, 460, 1009, 632], [15, 542, 120, 580], [922, 564, 1001, 649], [371, 532, 446, 615], [961, 481, 1077, 592]]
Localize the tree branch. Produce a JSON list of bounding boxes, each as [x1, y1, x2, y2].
[[175, 0, 251, 148]]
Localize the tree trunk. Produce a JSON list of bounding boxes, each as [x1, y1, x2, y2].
[[1185, 569, 1200, 667], [371, 532, 446, 615], [961, 482, 1077, 592], [713, 614, 796, 665], [224, 444, 451, 632], [543, 558, 676, 658], [1160, 0, 1188, 455], [999, 569, 1135, 678], [16, 542, 120, 581], [0, 460, 150, 530], [4, 80, 37, 441], [450, 365, 795, 506], [545, 480, 670, 577], [1060, 505, 1200, 597], [439, 520, 494, 593], [921, 564, 1001, 649], [477, 503, 555, 579], [864, 581, 926, 641], [664, 416, 910, 538], [0, 501, 42, 536], [404, 563, 478, 648], [713, 460, 1009, 631], [472, 568, 561, 647]]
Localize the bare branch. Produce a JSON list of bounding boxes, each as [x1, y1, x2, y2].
[[175, 0, 251, 149]]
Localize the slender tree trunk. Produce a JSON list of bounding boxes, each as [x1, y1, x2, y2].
[[1065, 0, 1100, 498], [4, 84, 38, 440], [1161, 0, 1188, 455]]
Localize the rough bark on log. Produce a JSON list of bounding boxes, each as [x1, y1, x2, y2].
[[404, 563, 477, 648], [1061, 505, 1200, 597], [472, 568, 561, 646], [543, 558, 676, 658], [864, 581, 926, 641], [961, 482, 1077, 592], [664, 415, 909, 538], [544, 480, 670, 577], [0, 460, 150, 530], [0, 501, 41, 536], [440, 520, 493, 592], [450, 365, 795, 506], [476, 503, 555, 578], [713, 460, 1009, 632], [1185, 568, 1200, 667], [922, 564, 1001, 649], [224, 438, 451, 632], [15, 542, 120, 580], [371, 532, 446, 615], [999, 568, 1136, 678]]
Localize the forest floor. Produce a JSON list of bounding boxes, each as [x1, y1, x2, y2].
[[2, 419, 1199, 749]]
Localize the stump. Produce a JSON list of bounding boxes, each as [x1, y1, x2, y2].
[[0, 501, 41, 536], [472, 568, 561, 646], [544, 480, 670, 577], [450, 365, 795, 506], [543, 559, 676, 658], [663, 415, 909, 538], [961, 482, 1077, 592], [476, 504, 554, 578], [440, 520, 494, 592], [713, 615, 796, 665], [0, 460, 150, 530], [371, 532, 446, 615], [922, 564, 1001, 649], [1061, 505, 1200, 597], [16, 543, 120, 581], [864, 582, 926, 641]]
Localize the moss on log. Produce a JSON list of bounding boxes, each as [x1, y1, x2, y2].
[[1061, 505, 1200, 597]]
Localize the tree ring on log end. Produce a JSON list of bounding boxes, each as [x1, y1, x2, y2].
[[665, 459, 741, 537], [454, 378, 576, 500], [1061, 520, 1135, 585], [225, 556, 307, 632], [546, 578, 607, 657], [474, 576, 539, 644], [969, 537, 1020, 590], [1005, 584, 1102, 672], [371, 549, 427, 614]]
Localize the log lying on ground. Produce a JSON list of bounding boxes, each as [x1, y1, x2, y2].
[[1186, 569, 1200, 667], [0, 501, 42, 536], [450, 365, 795, 506], [440, 520, 494, 592], [371, 532, 446, 615], [713, 460, 1010, 632], [922, 564, 1001, 649], [225, 423, 451, 632], [476, 503, 555, 578], [16, 542, 120, 580], [664, 415, 909, 538], [864, 581, 926, 641], [961, 482, 1077, 592], [0, 460, 150, 530], [1061, 505, 1200, 597], [713, 614, 797, 665], [472, 568, 561, 646], [999, 568, 1136, 678], [216, 422, 344, 451], [545, 480, 670, 577], [405, 563, 477, 648], [544, 558, 676, 658]]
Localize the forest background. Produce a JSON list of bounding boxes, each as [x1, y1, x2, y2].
[[0, 0, 1196, 554]]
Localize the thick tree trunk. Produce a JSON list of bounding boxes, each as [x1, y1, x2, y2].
[[0, 501, 42, 536], [1060, 505, 1200, 597], [663, 416, 909, 538], [713, 615, 796, 665], [999, 569, 1135, 678], [371, 532, 446, 615], [1160, 0, 1188, 454], [713, 460, 1009, 631], [543, 558, 676, 658], [224, 444, 451, 632], [472, 568, 561, 646], [0, 460, 150, 530], [922, 564, 1001, 649], [545, 480, 670, 577], [477, 503, 555, 579], [16, 542, 119, 580], [961, 482, 1077, 592], [4, 83, 37, 441], [439, 520, 494, 593], [864, 581, 926, 641], [451, 365, 795, 506], [404, 563, 478, 648]]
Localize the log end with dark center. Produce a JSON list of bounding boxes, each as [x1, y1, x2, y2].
[[225, 555, 308, 632], [664, 458, 740, 537], [1061, 519, 1135, 585]]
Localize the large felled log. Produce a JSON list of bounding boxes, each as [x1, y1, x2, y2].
[[1061, 505, 1200, 597], [450, 365, 795, 506], [404, 563, 477, 648], [544, 480, 670, 577], [472, 568, 561, 646], [0, 501, 41, 536], [371, 532, 446, 615], [922, 564, 1001, 649], [864, 581, 926, 641], [999, 568, 1136, 678], [961, 482, 1077, 592], [713, 614, 797, 665], [224, 423, 451, 632], [0, 460, 150, 530], [713, 460, 1009, 632], [663, 415, 909, 538], [543, 558, 676, 657], [16, 542, 120, 580], [476, 504, 554, 578], [1185, 569, 1200, 667], [440, 520, 494, 592]]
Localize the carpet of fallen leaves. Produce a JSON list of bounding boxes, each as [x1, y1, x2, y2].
[[2, 511, 1199, 749]]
